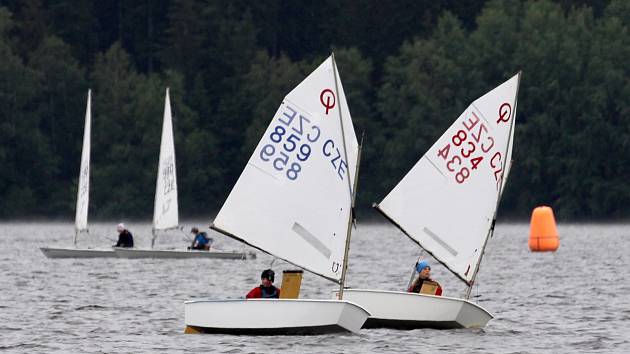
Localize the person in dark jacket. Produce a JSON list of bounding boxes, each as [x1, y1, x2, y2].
[[246, 269, 281, 298], [408, 260, 442, 296], [114, 223, 134, 248]]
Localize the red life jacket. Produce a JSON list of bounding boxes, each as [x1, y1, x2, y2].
[[246, 285, 281, 298]]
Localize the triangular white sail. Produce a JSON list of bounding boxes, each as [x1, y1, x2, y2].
[[212, 56, 358, 283], [74, 89, 91, 245], [377, 73, 521, 285], [153, 88, 179, 232]]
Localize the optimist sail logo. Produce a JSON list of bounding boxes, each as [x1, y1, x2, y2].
[[320, 89, 336, 115]]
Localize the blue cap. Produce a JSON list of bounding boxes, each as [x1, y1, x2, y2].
[[416, 260, 430, 273]]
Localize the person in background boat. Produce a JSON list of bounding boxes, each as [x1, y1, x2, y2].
[[246, 269, 281, 299], [113, 223, 134, 248], [189, 227, 213, 250], [408, 260, 442, 296]]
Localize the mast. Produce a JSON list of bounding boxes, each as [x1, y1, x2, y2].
[[339, 135, 362, 298], [331, 53, 358, 299], [465, 71, 521, 299]]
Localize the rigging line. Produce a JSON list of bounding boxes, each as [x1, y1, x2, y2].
[[407, 251, 424, 290], [339, 137, 362, 299], [93, 233, 116, 243]]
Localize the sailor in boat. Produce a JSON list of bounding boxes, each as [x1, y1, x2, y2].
[[188, 227, 213, 251], [407, 260, 442, 296], [246, 269, 281, 299], [113, 223, 134, 248]]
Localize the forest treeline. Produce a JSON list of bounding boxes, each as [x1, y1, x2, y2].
[[0, 0, 628, 220]]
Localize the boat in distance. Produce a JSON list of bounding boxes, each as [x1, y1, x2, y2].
[[40, 247, 116, 258], [114, 248, 253, 259], [40, 90, 114, 259]]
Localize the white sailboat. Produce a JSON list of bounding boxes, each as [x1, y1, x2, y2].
[[41, 90, 116, 258], [115, 89, 248, 260], [184, 54, 370, 334], [343, 73, 522, 329]]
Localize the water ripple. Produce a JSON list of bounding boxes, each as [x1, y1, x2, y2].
[[2, 221, 630, 353]]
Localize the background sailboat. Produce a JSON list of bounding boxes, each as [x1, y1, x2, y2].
[[343, 72, 521, 329], [115, 89, 248, 260], [152, 86, 179, 246], [41, 90, 116, 258], [184, 54, 369, 334]]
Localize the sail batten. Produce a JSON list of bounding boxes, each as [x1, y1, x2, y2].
[[373, 203, 472, 285], [212, 56, 358, 283], [153, 88, 179, 232], [74, 90, 91, 244], [377, 73, 521, 285], [210, 225, 342, 284]]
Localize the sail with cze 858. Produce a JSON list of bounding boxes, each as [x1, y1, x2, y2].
[[185, 55, 369, 335], [211, 57, 358, 283]]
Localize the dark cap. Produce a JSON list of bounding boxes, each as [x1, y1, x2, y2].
[[261, 269, 275, 282], [191, 227, 199, 234]]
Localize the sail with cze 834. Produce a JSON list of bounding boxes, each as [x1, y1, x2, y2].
[[342, 73, 521, 330], [377, 73, 520, 285]]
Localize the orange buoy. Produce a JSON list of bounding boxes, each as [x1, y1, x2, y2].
[[529, 206, 560, 252]]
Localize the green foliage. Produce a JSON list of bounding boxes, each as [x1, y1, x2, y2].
[[0, 7, 13, 37], [27, 35, 87, 215], [240, 51, 307, 157], [1, 1, 629, 220], [332, 48, 378, 207], [377, 12, 477, 193], [0, 7, 51, 217]]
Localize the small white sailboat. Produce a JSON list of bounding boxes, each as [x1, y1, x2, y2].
[[343, 73, 522, 329], [184, 54, 370, 335], [114, 89, 248, 260], [41, 90, 116, 258]]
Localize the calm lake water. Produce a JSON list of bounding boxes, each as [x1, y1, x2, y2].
[[1, 221, 629, 353]]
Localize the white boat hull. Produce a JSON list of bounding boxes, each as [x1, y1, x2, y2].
[[114, 248, 252, 259], [184, 299, 370, 335], [341, 289, 493, 329], [40, 247, 117, 259]]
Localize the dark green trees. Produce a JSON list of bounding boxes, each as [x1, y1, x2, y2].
[[0, 1, 629, 220]]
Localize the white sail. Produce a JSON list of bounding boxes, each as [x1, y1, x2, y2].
[[212, 56, 358, 283], [153, 88, 179, 231], [74, 89, 91, 242], [377, 73, 521, 284]]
